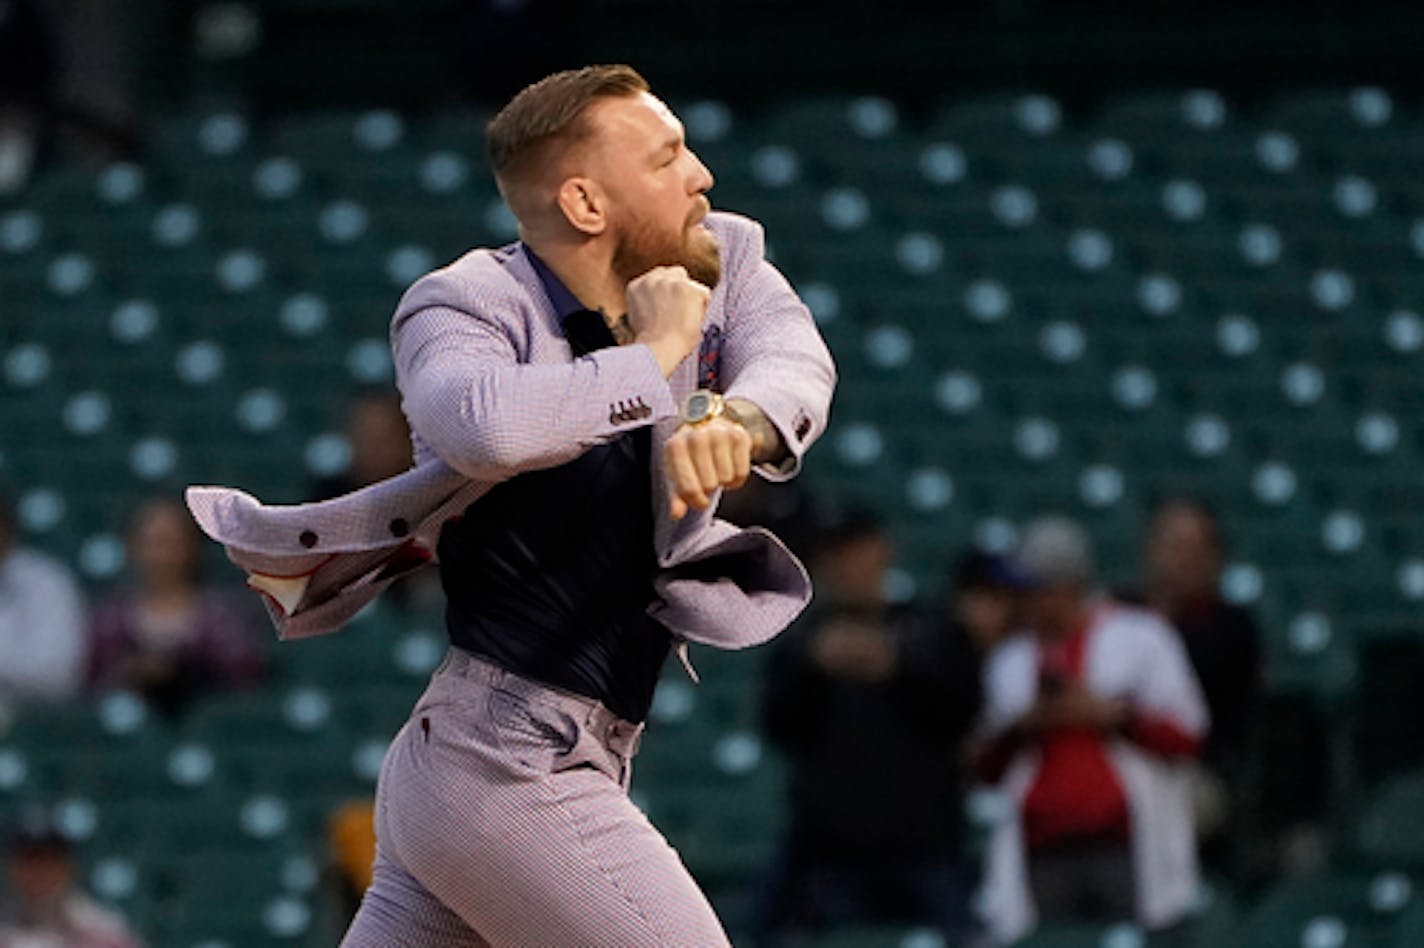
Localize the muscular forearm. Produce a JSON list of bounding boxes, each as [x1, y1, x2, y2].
[[726, 398, 787, 466]]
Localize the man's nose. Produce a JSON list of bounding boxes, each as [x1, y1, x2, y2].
[[690, 150, 714, 193]]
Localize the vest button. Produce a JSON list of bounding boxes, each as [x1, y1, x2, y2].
[[299, 530, 318, 549], [389, 518, 410, 538]]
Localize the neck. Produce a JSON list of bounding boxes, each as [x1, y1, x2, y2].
[[1044, 601, 1091, 640], [1148, 575, 1190, 605], [526, 231, 628, 318], [143, 579, 194, 602], [20, 895, 67, 925]]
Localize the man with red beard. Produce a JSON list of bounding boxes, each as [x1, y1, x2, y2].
[[311, 65, 836, 946]]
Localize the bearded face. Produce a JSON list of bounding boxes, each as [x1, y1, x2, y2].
[[610, 197, 722, 291]]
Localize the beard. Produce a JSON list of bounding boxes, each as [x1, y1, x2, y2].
[[611, 200, 722, 290]]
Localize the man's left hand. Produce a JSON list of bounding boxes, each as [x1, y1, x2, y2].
[[664, 417, 752, 519]]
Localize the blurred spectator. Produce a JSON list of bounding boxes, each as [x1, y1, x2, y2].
[[1137, 499, 1262, 772], [310, 389, 414, 501], [326, 799, 376, 927], [34, 0, 137, 161], [756, 512, 981, 942], [714, 475, 818, 562], [948, 550, 1025, 656], [0, 0, 136, 193], [974, 517, 1208, 945], [0, 814, 141, 947], [1130, 497, 1263, 871], [0, 488, 87, 710], [310, 389, 442, 616], [87, 497, 266, 716], [0, 0, 55, 198]]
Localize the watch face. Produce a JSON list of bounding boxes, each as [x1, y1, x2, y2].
[[685, 392, 712, 421]]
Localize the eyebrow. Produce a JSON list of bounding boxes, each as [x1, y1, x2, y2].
[[652, 136, 681, 162]]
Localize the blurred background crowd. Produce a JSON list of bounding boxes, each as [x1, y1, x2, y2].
[[4, 0, 1424, 946]]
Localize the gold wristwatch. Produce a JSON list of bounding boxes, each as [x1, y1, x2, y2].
[[681, 389, 740, 427]]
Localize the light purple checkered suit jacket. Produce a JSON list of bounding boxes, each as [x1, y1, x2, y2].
[[186, 211, 836, 651]]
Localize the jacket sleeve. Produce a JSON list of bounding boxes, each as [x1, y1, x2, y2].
[[719, 220, 837, 481], [1133, 616, 1211, 743], [391, 271, 679, 482]]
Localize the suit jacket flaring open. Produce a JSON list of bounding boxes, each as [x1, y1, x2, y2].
[[186, 211, 837, 651]]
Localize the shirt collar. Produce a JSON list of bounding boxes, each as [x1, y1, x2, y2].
[[524, 245, 587, 323], [523, 244, 618, 356]]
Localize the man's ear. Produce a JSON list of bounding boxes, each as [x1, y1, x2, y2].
[[556, 177, 607, 236]]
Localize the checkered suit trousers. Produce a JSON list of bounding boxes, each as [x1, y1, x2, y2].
[[340, 649, 731, 947]]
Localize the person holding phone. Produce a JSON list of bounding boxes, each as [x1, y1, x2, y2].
[[973, 517, 1209, 945]]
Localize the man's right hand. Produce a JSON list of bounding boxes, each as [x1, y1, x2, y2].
[[811, 619, 898, 683], [627, 265, 711, 377], [1022, 684, 1127, 734]]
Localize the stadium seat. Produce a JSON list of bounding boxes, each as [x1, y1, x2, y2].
[[803, 925, 949, 948], [1241, 869, 1415, 948], [8, 84, 1424, 948], [1347, 769, 1424, 872]]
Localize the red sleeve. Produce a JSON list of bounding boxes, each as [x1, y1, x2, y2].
[[1125, 708, 1201, 759]]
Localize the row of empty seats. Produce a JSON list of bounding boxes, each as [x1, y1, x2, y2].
[[3, 85, 1424, 945]]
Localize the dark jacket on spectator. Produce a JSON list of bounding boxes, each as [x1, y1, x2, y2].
[[763, 604, 983, 858]]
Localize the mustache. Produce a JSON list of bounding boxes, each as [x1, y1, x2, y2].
[[686, 197, 711, 227]]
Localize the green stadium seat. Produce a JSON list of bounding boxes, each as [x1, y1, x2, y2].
[[1391, 900, 1424, 948], [802, 925, 948, 948], [1012, 922, 1133, 947], [155, 848, 299, 924], [265, 110, 418, 188], [1348, 769, 1424, 871], [929, 93, 1068, 145], [1262, 88, 1399, 139], [156, 889, 318, 948], [1241, 870, 1415, 948], [151, 111, 259, 167], [1096, 89, 1238, 141], [11, 86, 1424, 947], [646, 776, 785, 888]]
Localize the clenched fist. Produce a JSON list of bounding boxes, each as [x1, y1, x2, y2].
[[663, 417, 752, 519], [626, 265, 711, 378]]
